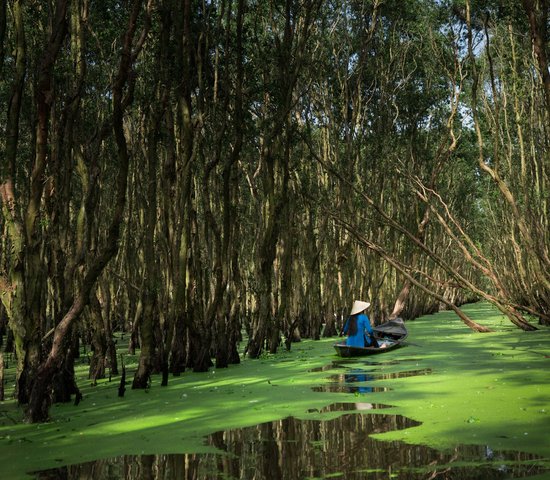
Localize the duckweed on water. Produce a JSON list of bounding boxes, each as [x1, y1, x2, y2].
[[0, 302, 549, 479]]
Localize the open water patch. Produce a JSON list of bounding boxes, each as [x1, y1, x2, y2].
[[32, 413, 549, 479], [312, 384, 390, 393], [313, 367, 389, 393], [308, 357, 423, 373], [307, 402, 393, 413], [312, 364, 431, 395], [325, 367, 432, 383]]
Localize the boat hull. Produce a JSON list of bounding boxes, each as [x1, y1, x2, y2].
[[333, 318, 408, 358], [333, 338, 405, 357]]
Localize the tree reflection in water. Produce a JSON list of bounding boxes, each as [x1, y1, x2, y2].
[[34, 413, 547, 479], [313, 367, 433, 394], [308, 358, 424, 373], [312, 362, 433, 394]]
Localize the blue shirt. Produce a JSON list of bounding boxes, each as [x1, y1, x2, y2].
[[343, 313, 374, 347]]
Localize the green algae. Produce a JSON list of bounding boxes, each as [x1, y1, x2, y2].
[[1, 302, 549, 479], [364, 306, 550, 458]]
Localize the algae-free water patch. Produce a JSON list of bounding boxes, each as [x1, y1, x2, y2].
[[33, 414, 548, 479]]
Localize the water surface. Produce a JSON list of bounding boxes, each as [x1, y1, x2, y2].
[[33, 413, 547, 479], [32, 358, 549, 479]]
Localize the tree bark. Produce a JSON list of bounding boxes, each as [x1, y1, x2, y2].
[[0, 0, 6, 66], [88, 293, 108, 383], [169, 0, 195, 374], [0, 0, 28, 405], [26, 0, 146, 422], [522, 0, 550, 119], [0, 352, 4, 401], [133, 105, 162, 389]]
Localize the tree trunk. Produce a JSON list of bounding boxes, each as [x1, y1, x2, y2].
[[169, 315, 187, 375], [26, 0, 146, 422], [89, 294, 107, 383], [169, 0, 195, 375], [0, 0, 31, 405], [0, 352, 4, 401], [132, 290, 156, 388], [522, 0, 550, 120], [101, 284, 118, 375], [89, 325, 106, 382], [52, 329, 81, 403], [133, 103, 161, 389], [0, 0, 6, 65], [390, 280, 412, 319]]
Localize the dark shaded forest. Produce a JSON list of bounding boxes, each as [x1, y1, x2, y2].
[[1, 0, 549, 422]]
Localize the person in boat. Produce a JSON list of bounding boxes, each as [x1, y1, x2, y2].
[[342, 300, 379, 348]]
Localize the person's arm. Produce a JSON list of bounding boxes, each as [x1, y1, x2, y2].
[[362, 314, 374, 335], [363, 315, 379, 347]]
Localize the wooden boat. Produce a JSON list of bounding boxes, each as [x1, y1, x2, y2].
[[333, 318, 408, 357]]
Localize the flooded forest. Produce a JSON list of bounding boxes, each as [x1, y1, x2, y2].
[[1, 0, 549, 428]]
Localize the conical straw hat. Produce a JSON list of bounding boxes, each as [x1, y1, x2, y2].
[[350, 300, 371, 316]]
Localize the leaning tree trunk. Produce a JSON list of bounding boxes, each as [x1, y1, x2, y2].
[[333, 213, 493, 333], [46, 0, 91, 400]]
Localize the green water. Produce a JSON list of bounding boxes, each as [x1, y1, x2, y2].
[[1, 302, 549, 479]]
